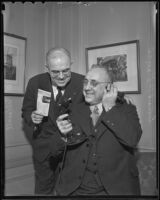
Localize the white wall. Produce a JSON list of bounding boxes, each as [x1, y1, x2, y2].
[[3, 2, 53, 195]]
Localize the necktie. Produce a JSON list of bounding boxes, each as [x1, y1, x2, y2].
[[56, 87, 63, 103], [91, 105, 99, 126]]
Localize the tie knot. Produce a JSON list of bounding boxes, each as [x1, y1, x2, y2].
[[93, 105, 99, 115], [57, 86, 62, 91]]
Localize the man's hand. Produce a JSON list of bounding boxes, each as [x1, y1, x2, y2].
[[124, 95, 134, 104], [31, 110, 44, 124], [102, 84, 117, 112], [56, 114, 73, 137]]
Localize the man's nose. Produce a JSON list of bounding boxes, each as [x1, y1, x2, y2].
[[59, 71, 64, 79], [84, 82, 92, 90]]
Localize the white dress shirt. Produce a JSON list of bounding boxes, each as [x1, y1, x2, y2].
[[90, 103, 103, 116], [52, 85, 65, 100]]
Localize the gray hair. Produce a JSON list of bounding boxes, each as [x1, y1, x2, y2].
[[46, 47, 71, 65], [90, 64, 113, 82]]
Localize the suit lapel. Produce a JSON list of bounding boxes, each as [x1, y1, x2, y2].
[[95, 110, 107, 139], [62, 79, 79, 101], [38, 73, 52, 92], [74, 103, 93, 136]]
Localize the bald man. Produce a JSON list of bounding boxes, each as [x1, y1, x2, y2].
[[55, 65, 142, 196], [22, 47, 84, 195]]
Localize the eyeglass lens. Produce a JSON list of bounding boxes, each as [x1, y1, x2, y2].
[[51, 68, 70, 76]]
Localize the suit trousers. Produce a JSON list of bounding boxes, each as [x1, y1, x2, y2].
[[33, 155, 59, 195]]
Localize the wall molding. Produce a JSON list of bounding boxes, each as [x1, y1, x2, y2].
[[5, 143, 30, 148], [5, 147, 156, 170], [6, 156, 33, 169], [138, 147, 156, 152], [6, 171, 34, 184]]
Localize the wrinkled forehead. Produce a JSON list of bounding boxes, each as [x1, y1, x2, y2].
[[48, 51, 70, 62], [86, 68, 109, 82], [47, 51, 71, 69]]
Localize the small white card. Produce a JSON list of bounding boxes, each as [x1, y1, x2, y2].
[[37, 89, 51, 116]]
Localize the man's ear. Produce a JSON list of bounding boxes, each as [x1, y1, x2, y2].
[[70, 61, 73, 66], [45, 65, 49, 72]]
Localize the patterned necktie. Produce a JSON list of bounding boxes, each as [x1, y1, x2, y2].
[[90, 105, 99, 126], [56, 87, 63, 103]]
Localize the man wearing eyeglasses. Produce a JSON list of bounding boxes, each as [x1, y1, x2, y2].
[[55, 64, 142, 196], [21, 47, 84, 195]]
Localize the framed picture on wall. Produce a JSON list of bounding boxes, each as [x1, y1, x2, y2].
[[4, 32, 27, 96], [85, 40, 141, 94]]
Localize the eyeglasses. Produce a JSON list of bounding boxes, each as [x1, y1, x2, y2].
[[83, 79, 112, 88], [50, 68, 71, 77]]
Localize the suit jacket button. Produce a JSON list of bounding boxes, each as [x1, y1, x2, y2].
[[86, 143, 89, 147], [82, 159, 86, 163], [91, 135, 96, 139], [78, 176, 82, 180]]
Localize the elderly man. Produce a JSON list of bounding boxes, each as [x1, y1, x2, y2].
[[55, 64, 142, 196], [22, 47, 84, 195]]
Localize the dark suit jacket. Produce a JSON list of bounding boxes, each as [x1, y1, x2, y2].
[[22, 72, 84, 162], [55, 101, 142, 195]]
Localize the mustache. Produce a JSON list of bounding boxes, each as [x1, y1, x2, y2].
[[57, 74, 71, 79], [56, 78, 70, 81]]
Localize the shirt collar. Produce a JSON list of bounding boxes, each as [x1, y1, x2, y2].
[[90, 102, 103, 115], [52, 85, 65, 99]]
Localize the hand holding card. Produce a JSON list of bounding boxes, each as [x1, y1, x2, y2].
[[37, 89, 51, 116], [32, 89, 51, 139]]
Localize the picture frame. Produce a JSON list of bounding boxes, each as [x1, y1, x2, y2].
[[85, 40, 141, 94], [4, 32, 27, 96]]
